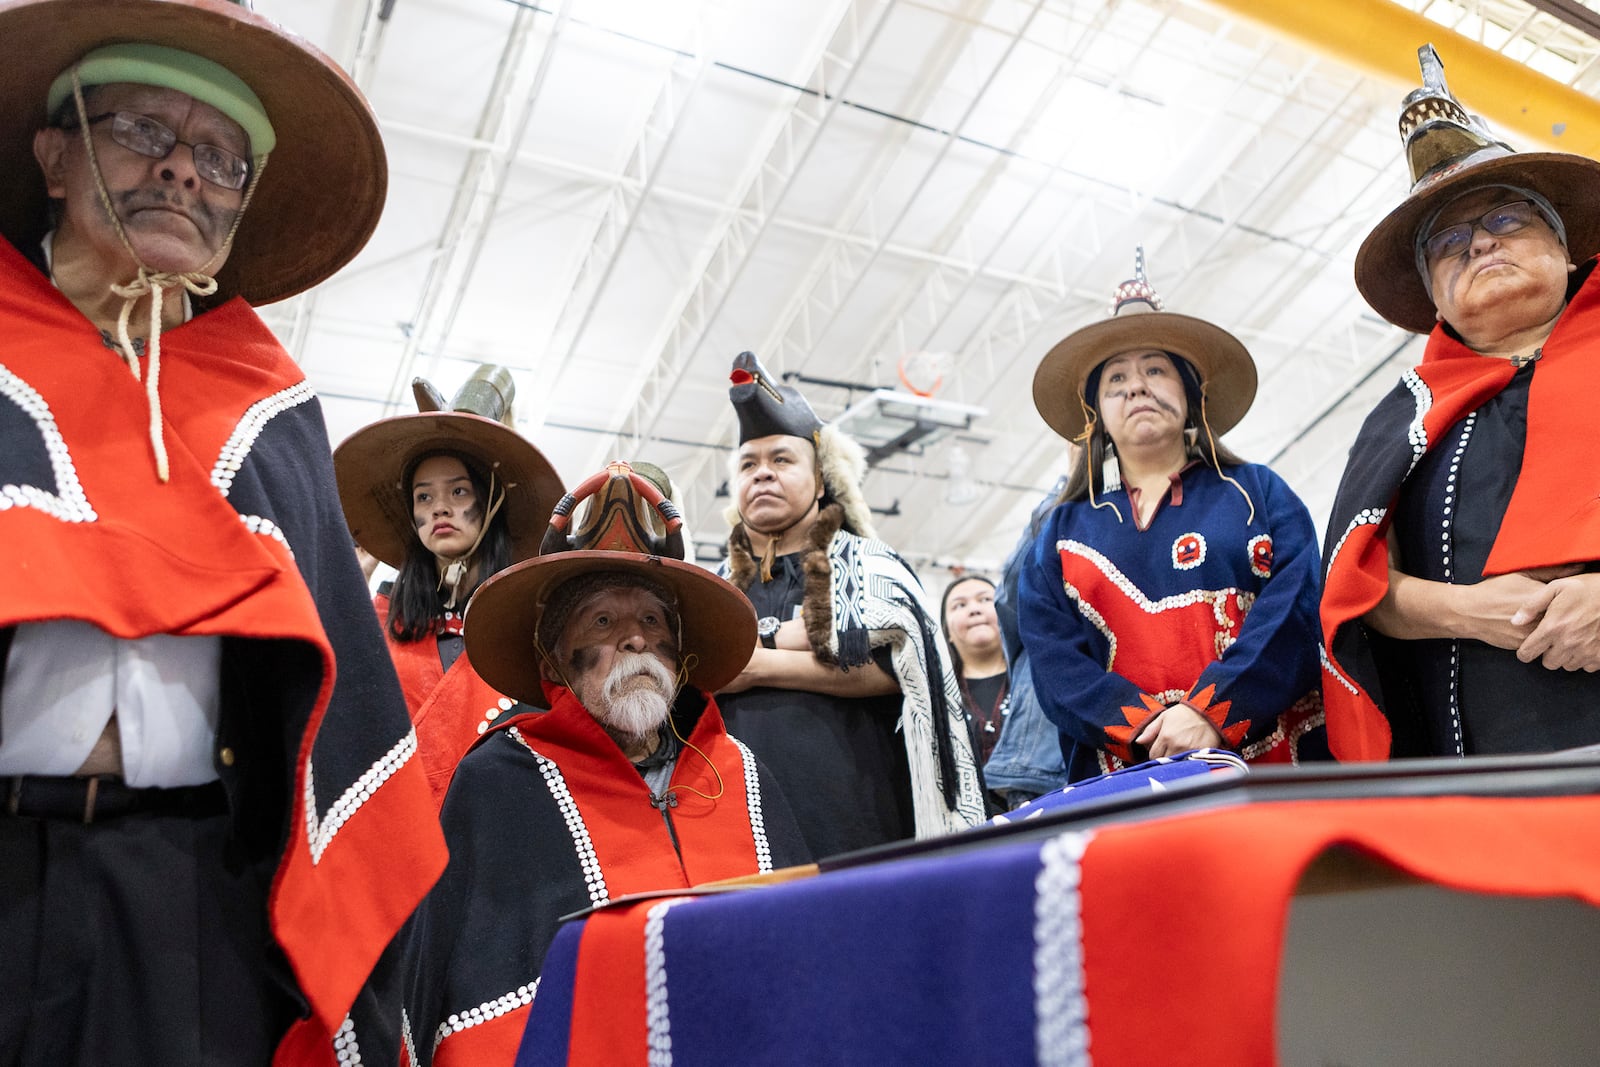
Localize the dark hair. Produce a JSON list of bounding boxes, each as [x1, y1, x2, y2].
[[386, 451, 512, 642], [1054, 352, 1246, 510], [939, 574, 996, 679]]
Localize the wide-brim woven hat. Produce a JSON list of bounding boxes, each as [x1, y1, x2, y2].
[[1356, 152, 1600, 335], [0, 0, 385, 304], [465, 553, 757, 709], [1033, 251, 1257, 442], [335, 411, 564, 570], [1355, 44, 1600, 335]]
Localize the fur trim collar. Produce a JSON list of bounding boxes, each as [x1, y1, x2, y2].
[[726, 503, 844, 662], [815, 425, 876, 540]]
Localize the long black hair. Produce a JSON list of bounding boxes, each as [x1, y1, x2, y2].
[[386, 451, 512, 642], [1054, 352, 1246, 511]]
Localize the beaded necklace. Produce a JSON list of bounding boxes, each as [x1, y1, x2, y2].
[[961, 673, 1010, 736]]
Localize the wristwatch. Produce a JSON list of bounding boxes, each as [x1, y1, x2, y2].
[[757, 616, 780, 649]]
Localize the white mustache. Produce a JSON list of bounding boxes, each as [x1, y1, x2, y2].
[[597, 651, 676, 740]]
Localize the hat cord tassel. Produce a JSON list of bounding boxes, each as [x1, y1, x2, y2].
[[1077, 401, 1123, 524]]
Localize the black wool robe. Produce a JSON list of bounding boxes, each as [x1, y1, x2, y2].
[[395, 683, 809, 1067]]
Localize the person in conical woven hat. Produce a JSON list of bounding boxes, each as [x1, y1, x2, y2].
[[1324, 45, 1600, 763], [334, 364, 563, 805], [0, 1, 447, 1063], [1019, 249, 1326, 783], [717, 351, 985, 857], [395, 460, 808, 1066]]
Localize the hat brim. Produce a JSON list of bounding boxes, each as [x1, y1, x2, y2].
[[334, 412, 565, 569], [463, 552, 757, 709], [1355, 152, 1600, 334], [0, 0, 384, 304], [1032, 312, 1258, 441]]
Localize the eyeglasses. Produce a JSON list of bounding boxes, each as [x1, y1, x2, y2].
[[1422, 200, 1538, 266], [64, 111, 251, 192]]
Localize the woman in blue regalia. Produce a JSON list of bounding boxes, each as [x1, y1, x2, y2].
[[1019, 250, 1327, 782]]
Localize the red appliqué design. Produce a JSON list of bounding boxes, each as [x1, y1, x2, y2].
[[1184, 683, 1249, 748], [1172, 532, 1206, 570], [1248, 534, 1273, 578]]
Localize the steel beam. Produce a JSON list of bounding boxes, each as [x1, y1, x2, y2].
[[534, 0, 729, 392], [557, 0, 903, 524], [1205, 0, 1600, 155], [380, 0, 572, 411]]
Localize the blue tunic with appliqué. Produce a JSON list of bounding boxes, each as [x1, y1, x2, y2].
[[1019, 462, 1326, 781]]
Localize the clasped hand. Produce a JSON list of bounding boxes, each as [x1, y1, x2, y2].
[[1134, 702, 1224, 760], [1504, 567, 1600, 671]]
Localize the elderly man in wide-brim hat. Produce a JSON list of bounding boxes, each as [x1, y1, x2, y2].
[[335, 365, 564, 805], [0, 1, 446, 1063], [1322, 45, 1600, 763], [1019, 249, 1326, 783], [394, 461, 807, 1067]]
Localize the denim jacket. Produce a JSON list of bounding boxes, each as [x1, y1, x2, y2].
[[981, 487, 1069, 799]]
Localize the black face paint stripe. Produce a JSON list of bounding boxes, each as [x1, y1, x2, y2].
[[1102, 388, 1181, 416]]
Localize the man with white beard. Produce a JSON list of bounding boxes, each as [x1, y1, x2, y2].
[[393, 462, 809, 1067]]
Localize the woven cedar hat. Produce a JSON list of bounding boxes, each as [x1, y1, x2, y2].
[[1033, 248, 1257, 441], [0, 0, 385, 304], [1356, 44, 1600, 334], [465, 461, 756, 708], [334, 365, 564, 570]]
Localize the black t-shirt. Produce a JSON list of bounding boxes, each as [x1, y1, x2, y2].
[[719, 552, 914, 859], [962, 671, 1008, 765]]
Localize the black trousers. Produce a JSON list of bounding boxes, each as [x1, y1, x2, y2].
[[0, 793, 295, 1066]]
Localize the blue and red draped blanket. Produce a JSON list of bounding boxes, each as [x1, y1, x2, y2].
[[518, 791, 1600, 1066]]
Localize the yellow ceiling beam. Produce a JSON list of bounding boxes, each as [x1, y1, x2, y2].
[[1207, 0, 1600, 158]]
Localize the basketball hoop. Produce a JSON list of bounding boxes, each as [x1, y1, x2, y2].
[[897, 350, 953, 398]]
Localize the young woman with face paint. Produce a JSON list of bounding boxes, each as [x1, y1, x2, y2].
[[334, 366, 563, 805]]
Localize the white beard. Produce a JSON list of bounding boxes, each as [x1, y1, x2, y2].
[[596, 651, 676, 741]]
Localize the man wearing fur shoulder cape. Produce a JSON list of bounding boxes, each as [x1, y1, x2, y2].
[[717, 352, 984, 858]]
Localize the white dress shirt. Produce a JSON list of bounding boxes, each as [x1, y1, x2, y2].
[[0, 620, 222, 786]]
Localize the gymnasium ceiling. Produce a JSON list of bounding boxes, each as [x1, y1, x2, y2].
[[251, 0, 1600, 577]]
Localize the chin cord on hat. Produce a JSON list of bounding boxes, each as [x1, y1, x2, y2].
[[1073, 392, 1125, 524], [1196, 390, 1256, 526], [436, 469, 507, 609], [663, 652, 724, 803], [69, 70, 267, 484]]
